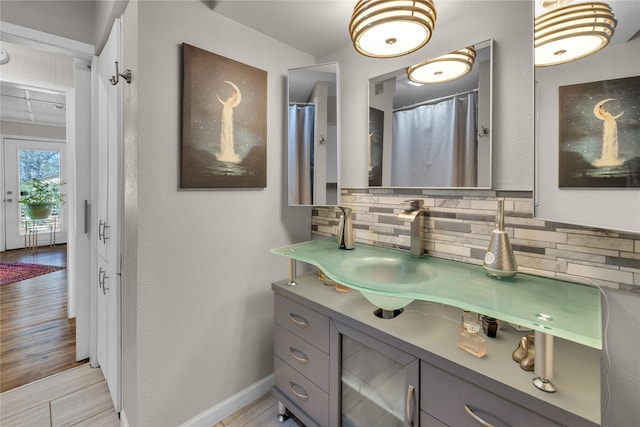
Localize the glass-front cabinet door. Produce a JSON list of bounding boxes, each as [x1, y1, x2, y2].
[[331, 321, 419, 427]]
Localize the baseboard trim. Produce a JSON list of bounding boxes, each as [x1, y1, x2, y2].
[[120, 409, 130, 427], [178, 374, 274, 427]]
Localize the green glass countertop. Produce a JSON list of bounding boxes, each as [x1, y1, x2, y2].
[[272, 239, 602, 349]]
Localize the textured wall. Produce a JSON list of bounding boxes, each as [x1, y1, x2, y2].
[[124, 1, 313, 425], [313, 189, 640, 292]]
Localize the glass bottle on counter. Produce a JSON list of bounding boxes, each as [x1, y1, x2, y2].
[[458, 310, 486, 357]]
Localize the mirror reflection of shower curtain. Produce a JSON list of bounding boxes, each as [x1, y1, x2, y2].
[[289, 104, 315, 204], [391, 92, 477, 187]]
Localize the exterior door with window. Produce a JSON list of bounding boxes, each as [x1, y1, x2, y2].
[[3, 138, 67, 250]]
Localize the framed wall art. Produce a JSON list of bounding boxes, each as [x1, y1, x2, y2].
[[181, 43, 267, 188], [558, 75, 640, 188]]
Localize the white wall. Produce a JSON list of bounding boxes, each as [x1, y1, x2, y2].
[[122, 1, 313, 424], [318, 0, 534, 190], [535, 37, 640, 232], [0, 0, 96, 46]]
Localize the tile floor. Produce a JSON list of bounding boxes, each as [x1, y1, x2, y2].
[[0, 363, 304, 427], [0, 364, 119, 427], [214, 393, 304, 427]]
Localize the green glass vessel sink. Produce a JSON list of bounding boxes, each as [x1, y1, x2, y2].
[[271, 239, 602, 349], [341, 256, 434, 310], [341, 256, 434, 285]]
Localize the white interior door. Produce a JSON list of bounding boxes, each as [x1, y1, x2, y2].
[[93, 16, 122, 412], [3, 138, 67, 250]]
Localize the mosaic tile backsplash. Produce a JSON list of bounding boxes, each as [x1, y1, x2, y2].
[[312, 188, 640, 292]]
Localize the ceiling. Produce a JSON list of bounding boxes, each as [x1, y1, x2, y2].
[[0, 81, 66, 127], [212, 0, 638, 57], [211, 1, 355, 58]]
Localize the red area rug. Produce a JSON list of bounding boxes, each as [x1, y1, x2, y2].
[[0, 262, 65, 286]]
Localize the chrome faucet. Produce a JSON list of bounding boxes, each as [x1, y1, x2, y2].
[[337, 206, 355, 250], [397, 199, 427, 257]]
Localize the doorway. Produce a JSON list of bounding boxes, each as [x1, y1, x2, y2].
[[3, 137, 68, 250], [0, 27, 93, 393]]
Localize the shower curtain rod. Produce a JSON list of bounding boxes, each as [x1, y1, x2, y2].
[[394, 88, 478, 112], [289, 101, 315, 106]]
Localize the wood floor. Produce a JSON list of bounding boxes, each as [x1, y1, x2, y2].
[[0, 245, 85, 393]]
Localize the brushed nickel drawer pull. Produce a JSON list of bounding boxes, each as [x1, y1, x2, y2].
[[288, 381, 309, 401], [406, 384, 416, 427], [289, 347, 309, 365], [289, 313, 309, 328], [464, 404, 495, 427]]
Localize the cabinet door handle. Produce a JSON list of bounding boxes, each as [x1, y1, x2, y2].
[[102, 271, 110, 295], [406, 384, 416, 427], [102, 223, 110, 242], [98, 220, 105, 241], [98, 267, 104, 288], [464, 404, 495, 427], [288, 381, 309, 401], [289, 313, 309, 328], [289, 347, 309, 365]]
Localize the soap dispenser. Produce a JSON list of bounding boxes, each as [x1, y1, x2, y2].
[[337, 206, 355, 250], [483, 199, 517, 278]]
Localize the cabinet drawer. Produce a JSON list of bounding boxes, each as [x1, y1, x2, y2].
[[275, 356, 329, 427], [275, 294, 329, 353], [421, 362, 562, 427], [421, 411, 447, 427], [275, 325, 329, 392]]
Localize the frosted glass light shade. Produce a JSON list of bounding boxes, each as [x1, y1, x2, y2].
[[349, 0, 437, 58], [535, 2, 616, 67], [407, 47, 476, 84]]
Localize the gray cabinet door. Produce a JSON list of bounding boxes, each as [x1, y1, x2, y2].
[[331, 320, 419, 427]]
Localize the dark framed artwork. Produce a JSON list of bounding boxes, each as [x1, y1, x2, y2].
[[558, 75, 640, 188], [368, 107, 384, 186], [181, 43, 267, 188]]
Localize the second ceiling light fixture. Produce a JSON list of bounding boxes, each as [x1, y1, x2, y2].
[[349, 0, 475, 85]]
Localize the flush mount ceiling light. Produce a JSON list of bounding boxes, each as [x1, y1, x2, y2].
[[407, 47, 476, 84], [0, 49, 9, 65], [349, 0, 437, 58], [535, 1, 617, 67]]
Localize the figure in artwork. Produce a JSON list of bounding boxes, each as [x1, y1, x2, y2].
[[217, 80, 242, 163], [592, 98, 624, 167]]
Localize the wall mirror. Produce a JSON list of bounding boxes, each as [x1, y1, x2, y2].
[[534, 1, 640, 232], [368, 39, 492, 188], [288, 63, 340, 206]]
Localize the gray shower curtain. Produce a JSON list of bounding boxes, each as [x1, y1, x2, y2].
[[288, 104, 315, 204], [391, 92, 477, 187]]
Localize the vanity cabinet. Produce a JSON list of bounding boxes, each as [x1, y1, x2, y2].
[[272, 275, 600, 427], [421, 361, 566, 427], [274, 294, 330, 426]]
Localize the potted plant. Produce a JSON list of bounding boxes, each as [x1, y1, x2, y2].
[[18, 178, 66, 220]]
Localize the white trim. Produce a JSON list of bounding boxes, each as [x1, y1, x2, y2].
[[119, 409, 130, 427], [0, 21, 94, 60], [178, 374, 275, 427]]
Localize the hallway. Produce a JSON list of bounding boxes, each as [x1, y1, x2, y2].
[[0, 245, 84, 392]]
